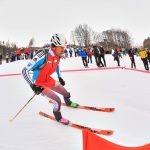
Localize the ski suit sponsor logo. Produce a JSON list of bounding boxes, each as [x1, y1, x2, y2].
[[47, 61, 52, 64], [27, 63, 32, 67], [33, 58, 37, 62]]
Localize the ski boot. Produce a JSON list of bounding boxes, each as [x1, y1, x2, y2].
[[69, 102, 79, 108], [53, 111, 70, 125], [64, 93, 79, 108]]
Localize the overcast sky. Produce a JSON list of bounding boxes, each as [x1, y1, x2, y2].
[[0, 0, 150, 47]]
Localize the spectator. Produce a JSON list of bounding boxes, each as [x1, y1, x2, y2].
[[139, 47, 149, 70], [69, 48, 73, 57], [16, 49, 21, 60], [24, 48, 30, 59], [6, 53, 9, 63], [77, 47, 82, 56], [99, 46, 106, 67], [0, 53, 2, 64], [74, 47, 78, 57], [80, 49, 88, 68], [64, 49, 68, 58], [128, 48, 136, 69], [20, 52, 25, 60], [92, 45, 104, 67], [112, 49, 120, 66], [10, 52, 16, 62], [86, 48, 93, 64], [146, 49, 150, 64], [30, 49, 34, 59]]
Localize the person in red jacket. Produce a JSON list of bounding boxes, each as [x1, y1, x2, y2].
[[86, 48, 93, 63], [22, 34, 78, 125], [16, 49, 21, 60], [24, 48, 30, 59]]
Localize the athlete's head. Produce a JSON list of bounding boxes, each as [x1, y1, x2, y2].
[[50, 34, 67, 56]]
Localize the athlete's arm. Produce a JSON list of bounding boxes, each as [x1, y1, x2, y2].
[[22, 51, 46, 86], [56, 65, 61, 78], [56, 65, 65, 86]]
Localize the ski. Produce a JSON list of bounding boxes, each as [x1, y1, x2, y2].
[[49, 100, 115, 112], [39, 111, 113, 136]]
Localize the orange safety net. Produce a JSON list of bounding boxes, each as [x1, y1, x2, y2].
[[82, 129, 150, 150]]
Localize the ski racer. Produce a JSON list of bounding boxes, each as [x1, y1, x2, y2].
[[22, 34, 79, 125]]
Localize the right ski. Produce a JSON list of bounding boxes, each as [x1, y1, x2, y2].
[[49, 100, 115, 112], [39, 111, 113, 136]]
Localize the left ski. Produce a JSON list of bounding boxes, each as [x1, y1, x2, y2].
[[49, 100, 115, 112], [39, 111, 113, 136]]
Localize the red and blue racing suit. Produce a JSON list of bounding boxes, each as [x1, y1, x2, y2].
[[22, 48, 70, 112]]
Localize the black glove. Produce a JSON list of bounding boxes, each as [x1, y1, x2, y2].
[[59, 77, 65, 86], [30, 84, 44, 95]]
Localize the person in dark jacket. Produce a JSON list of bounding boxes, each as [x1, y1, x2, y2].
[[99, 46, 106, 67], [128, 48, 136, 68], [6, 52, 9, 63], [69, 48, 73, 57], [112, 49, 120, 66], [146, 49, 150, 64], [0, 53, 2, 64], [92, 46, 104, 67]]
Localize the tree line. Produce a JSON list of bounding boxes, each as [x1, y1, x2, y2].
[[0, 41, 17, 56], [71, 24, 150, 49], [0, 38, 35, 58], [0, 25, 150, 57]]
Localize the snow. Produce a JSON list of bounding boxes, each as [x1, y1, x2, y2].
[[0, 55, 150, 150]]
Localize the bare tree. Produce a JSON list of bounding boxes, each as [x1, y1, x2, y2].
[[73, 24, 93, 47], [143, 37, 150, 49], [70, 31, 76, 46], [28, 37, 35, 47], [91, 31, 103, 46], [0, 40, 18, 58], [101, 28, 131, 48]]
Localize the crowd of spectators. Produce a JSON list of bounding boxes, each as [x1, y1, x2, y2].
[[0, 46, 150, 71], [0, 47, 36, 64]]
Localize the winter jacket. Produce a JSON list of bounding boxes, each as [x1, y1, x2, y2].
[[22, 48, 61, 88], [80, 50, 87, 57], [139, 49, 148, 59]]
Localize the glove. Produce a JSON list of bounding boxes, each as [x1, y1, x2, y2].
[[59, 77, 65, 86], [30, 84, 44, 95]]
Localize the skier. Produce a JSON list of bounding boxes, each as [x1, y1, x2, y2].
[[22, 34, 79, 125]]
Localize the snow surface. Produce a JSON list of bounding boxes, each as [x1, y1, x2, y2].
[[0, 55, 150, 150]]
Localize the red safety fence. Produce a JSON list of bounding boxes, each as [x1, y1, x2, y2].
[[82, 129, 150, 150]]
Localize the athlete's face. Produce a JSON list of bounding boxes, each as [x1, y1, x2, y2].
[[52, 46, 65, 56]]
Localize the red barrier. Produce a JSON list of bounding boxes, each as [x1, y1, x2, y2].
[[0, 66, 150, 78], [82, 129, 150, 150], [61, 67, 124, 73], [124, 67, 150, 74]]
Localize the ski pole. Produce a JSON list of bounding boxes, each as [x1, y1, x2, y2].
[[9, 94, 36, 123]]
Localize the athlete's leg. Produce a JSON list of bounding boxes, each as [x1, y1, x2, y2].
[[42, 86, 61, 112], [51, 82, 78, 107], [42, 86, 70, 124]]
